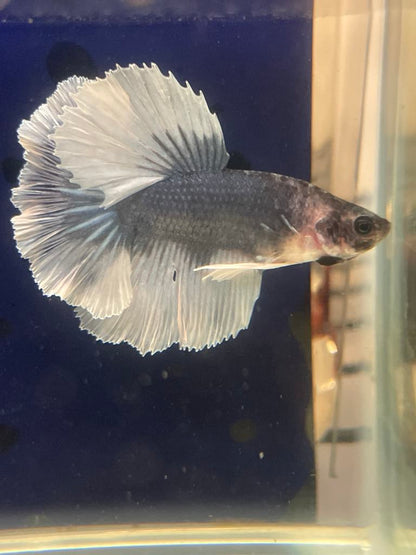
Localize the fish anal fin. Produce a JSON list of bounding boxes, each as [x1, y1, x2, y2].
[[76, 242, 262, 355]]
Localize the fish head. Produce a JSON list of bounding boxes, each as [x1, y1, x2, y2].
[[314, 201, 391, 264], [258, 176, 390, 268]]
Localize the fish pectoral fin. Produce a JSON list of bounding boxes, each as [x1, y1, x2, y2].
[[52, 63, 229, 208], [76, 243, 262, 355]]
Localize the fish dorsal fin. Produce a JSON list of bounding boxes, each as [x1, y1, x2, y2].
[[53, 63, 229, 208]]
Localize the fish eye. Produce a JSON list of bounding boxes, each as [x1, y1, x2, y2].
[[354, 215, 374, 235]]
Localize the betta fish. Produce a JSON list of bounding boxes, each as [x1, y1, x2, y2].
[[11, 63, 390, 355]]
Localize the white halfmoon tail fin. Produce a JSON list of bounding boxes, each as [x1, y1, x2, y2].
[[12, 76, 132, 318]]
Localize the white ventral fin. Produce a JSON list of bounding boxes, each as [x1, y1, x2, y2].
[[53, 63, 230, 208], [194, 256, 292, 281], [76, 243, 262, 355]]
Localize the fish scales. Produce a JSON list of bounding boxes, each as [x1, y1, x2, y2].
[[118, 170, 296, 259]]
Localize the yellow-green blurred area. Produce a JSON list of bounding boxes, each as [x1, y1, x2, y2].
[[229, 418, 257, 443]]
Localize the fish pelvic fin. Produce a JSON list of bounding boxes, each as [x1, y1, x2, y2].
[[194, 260, 291, 281], [52, 63, 230, 208]]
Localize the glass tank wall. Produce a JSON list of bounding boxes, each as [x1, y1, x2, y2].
[[0, 0, 414, 553]]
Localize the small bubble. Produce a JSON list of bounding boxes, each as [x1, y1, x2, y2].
[[258, 451, 265, 460], [161, 370, 168, 380]]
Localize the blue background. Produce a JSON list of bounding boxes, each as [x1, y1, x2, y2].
[[0, 11, 314, 525]]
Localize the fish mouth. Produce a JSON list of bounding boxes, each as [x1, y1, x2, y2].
[[380, 217, 391, 237], [367, 215, 391, 240], [316, 255, 344, 266]]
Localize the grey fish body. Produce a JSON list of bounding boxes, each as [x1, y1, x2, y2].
[[11, 64, 390, 355], [119, 169, 389, 269], [118, 170, 295, 261]]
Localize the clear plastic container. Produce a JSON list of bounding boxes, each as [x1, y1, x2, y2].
[[0, 0, 413, 553]]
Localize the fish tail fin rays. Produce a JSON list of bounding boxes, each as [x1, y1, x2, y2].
[[53, 63, 230, 208], [76, 244, 262, 355], [12, 77, 133, 319]]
